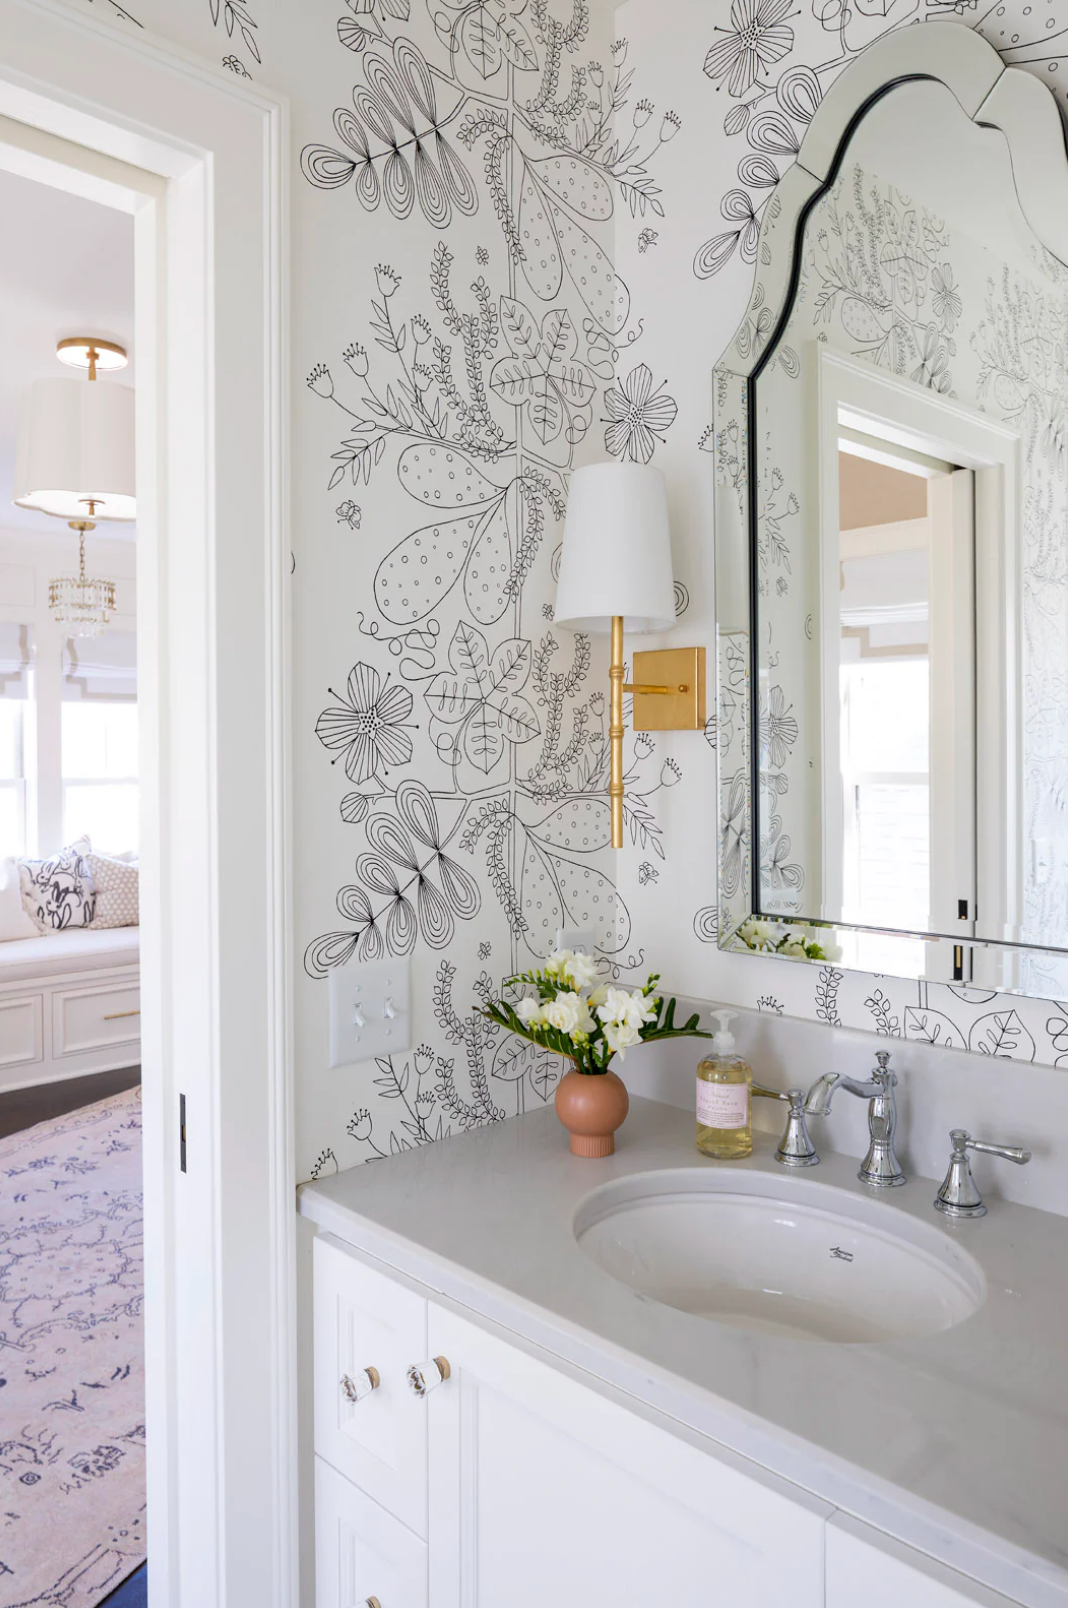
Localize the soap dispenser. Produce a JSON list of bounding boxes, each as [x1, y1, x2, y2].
[[696, 1009, 753, 1159]]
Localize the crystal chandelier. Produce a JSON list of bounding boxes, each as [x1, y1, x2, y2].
[[49, 513, 117, 639]]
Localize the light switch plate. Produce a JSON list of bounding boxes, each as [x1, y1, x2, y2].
[[328, 956, 412, 1069]]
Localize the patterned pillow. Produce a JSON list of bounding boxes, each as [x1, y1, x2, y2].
[[18, 837, 96, 931], [85, 853, 139, 930]]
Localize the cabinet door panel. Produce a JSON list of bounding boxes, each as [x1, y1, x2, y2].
[[315, 1457, 427, 1608], [827, 1516, 1018, 1607], [427, 1306, 826, 1608], [314, 1235, 429, 1535]]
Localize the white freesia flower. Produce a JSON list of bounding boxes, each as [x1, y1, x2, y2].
[[781, 939, 808, 958], [622, 988, 657, 1029], [545, 991, 595, 1038], [588, 984, 609, 1008], [823, 942, 843, 961], [604, 1020, 641, 1057], [595, 986, 634, 1027], [516, 997, 545, 1027], [544, 948, 571, 978], [562, 949, 598, 989]]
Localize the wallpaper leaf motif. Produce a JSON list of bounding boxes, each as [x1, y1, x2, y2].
[[424, 621, 541, 775]]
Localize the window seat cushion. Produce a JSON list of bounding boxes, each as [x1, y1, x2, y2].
[[0, 927, 140, 984]]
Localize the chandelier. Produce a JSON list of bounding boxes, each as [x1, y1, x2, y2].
[[48, 511, 117, 639], [13, 336, 135, 637]]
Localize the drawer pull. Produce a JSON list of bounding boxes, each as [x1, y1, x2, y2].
[[103, 1009, 141, 1021], [406, 1356, 451, 1398], [366, 1598, 382, 1607], [340, 1366, 380, 1404]]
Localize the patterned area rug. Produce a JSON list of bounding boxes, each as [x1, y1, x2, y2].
[[0, 1088, 145, 1607]]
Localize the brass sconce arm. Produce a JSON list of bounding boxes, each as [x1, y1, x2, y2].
[[608, 615, 706, 849]]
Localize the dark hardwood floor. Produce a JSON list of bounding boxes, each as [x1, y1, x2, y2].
[[100, 1562, 147, 1607], [0, 1064, 140, 1140]]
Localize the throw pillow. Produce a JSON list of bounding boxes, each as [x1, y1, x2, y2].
[[18, 837, 96, 931], [0, 856, 40, 941], [85, 852, 139, 930]]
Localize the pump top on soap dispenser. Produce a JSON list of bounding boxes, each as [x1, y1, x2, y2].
[[696, 1009, 754, 1159]]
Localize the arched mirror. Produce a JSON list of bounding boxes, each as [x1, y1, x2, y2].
[[714, 25, 1068, 997]]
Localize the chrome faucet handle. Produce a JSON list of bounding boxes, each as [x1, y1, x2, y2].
[[934, 1128, 1031, 1219], [752, 1086, 819, 1169]]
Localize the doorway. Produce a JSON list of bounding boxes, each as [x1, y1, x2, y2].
[[0, 7, 294, 1607]]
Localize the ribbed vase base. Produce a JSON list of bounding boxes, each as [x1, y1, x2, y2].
[[569, 1132, 615, 1158]]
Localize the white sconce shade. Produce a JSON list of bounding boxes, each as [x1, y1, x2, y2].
[[554, 462, 676, 633], [14, 377, 136, 522]]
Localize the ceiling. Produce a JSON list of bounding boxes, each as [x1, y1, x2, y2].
[[0, 166, 135, 542]]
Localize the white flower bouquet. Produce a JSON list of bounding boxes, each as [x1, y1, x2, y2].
[[479, 948, 712, 1076], [736, 918, 842, 962]]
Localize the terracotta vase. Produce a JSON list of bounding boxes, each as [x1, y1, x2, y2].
[[554, 1065, 629, 1157]]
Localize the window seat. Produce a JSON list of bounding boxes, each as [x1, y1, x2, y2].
[[0, 927, 140, 1092]]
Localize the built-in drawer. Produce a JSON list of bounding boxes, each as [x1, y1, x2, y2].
[[0, 995, 43, 1069], [315, 1456, 427, 1608], [52, 979, 140, 1058], [314, 1234, 429, 1537]]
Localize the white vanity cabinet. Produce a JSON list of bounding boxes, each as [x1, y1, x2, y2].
[[424, 1304, 826, 1608], [311, 1234, 1021, 1608], [826, 1518, 1020, 1608]]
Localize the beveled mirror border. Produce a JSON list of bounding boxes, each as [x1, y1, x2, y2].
[[713, 22, 1068, 998]]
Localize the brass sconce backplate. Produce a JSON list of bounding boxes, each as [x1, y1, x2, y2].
[[631, 647, 706, 731]]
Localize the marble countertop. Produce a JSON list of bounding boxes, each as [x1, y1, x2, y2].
[[299, 1096, 1068, 1608]]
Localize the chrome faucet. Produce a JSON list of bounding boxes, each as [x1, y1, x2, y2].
[[803, 1050, 905, 1188]]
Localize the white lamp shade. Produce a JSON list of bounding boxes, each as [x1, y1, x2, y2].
[[14, 377, 136, 521], [554, 461, 675, 633]]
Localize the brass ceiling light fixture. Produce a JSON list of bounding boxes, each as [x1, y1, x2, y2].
[[13, 338, 135, 638]]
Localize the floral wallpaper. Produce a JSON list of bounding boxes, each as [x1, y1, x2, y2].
[[72, 0, 1068, 1178]]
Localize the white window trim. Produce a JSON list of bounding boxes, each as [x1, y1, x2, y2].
[[0, 9, 294, 1608]]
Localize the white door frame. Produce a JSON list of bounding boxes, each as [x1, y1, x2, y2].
[[0, 5, 294, 1605], [814, 347, 1022, 962]]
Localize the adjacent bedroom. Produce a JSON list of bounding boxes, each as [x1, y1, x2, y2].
[[0, 167, 145, 1608]]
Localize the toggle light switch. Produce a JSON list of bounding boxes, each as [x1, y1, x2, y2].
[[328, 957, 412, 1068]]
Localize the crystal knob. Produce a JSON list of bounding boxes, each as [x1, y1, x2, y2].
[[406, 1356, 451, 1397], [340, 1366, 380, 1405]]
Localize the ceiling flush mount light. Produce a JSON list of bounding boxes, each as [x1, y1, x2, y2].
[[55, 336, 130, 376], [14, 337, 135, 637], [554, 462, 705, 850]]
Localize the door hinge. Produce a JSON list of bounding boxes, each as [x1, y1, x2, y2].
[[179, 1092, 187, 1173]]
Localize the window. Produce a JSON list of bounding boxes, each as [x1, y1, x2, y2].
[[61, 700, 139, 852], [0, 623, 33, 858]]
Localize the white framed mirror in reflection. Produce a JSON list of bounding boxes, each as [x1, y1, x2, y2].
[[713, 24, 1068, 998]]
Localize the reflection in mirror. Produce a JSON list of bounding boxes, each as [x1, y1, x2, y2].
[[716, 52, 1068, 997]]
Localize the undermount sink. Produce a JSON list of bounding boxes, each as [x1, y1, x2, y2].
[[574, 1169, 987, 1344]]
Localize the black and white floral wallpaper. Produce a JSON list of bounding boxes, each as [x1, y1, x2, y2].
[[74, 0, 1068, 1178]]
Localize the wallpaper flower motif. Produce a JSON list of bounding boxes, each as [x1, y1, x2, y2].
[[602, 363, 678, 462], [316, 663, 416, 783], [704, 0, 798, 99]]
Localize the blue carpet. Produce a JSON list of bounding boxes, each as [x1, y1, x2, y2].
[[100, 1563, 147, 1607]]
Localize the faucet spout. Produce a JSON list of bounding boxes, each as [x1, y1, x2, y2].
[[803, 1072, 879, 1117]]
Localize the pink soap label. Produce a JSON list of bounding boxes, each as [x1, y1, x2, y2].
[[697, 1079, 749, 1129]]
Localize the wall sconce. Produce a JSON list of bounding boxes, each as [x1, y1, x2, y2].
[[553, 462, 705, 849], [13, 337, 135, 637]]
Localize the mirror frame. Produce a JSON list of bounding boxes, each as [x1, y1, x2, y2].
[[713, 22, 1068, 996]]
